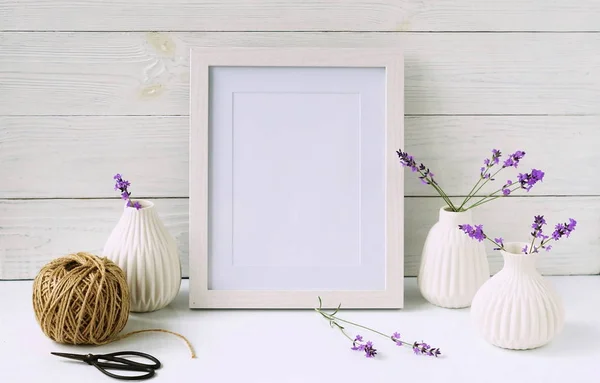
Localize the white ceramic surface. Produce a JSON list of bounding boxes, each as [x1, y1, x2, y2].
[[418, 207, 490, 308], [102, 200, 181, 312], [471, 242, 565, 349]]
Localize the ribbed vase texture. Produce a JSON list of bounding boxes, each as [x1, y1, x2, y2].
[[471, 242, 565, 350], [418, 207, 490, 308], [102, 200, 181, 312]]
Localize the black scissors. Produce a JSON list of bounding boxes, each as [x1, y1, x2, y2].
[[51, 351, 161, 380]]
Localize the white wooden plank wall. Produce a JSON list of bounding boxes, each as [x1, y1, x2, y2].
[[1, 1, 599, 279]]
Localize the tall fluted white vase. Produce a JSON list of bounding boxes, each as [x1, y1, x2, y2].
[[418, 207, 490, 308], [471, 242, 565, 349], [102, 200, 181, 312]]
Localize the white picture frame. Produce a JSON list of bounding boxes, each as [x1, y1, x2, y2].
[[189, 47, 404, 309]]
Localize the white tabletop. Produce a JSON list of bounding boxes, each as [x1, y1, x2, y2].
[[1, 277, 599, 382]]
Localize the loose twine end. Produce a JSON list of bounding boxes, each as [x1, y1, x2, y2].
[[108, 329, 197, 359]]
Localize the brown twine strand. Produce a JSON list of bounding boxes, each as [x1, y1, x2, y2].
[[33, 252, 195, 358], [110, 329, 196, 358]]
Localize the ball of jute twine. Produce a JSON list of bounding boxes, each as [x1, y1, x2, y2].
[[33, 252, 196, 358]]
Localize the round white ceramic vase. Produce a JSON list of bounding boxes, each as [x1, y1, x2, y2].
[[471, 242, 565, 349], [418, 207, 490, 308], [102, 200, 181, 312]]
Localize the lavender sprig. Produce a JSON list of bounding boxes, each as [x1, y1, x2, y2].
[[113, 173, 142, 210], [397, 148, 541, 212], [458, 216, 577, 254], [396, 150, 457, 211], [315, 297, 441, 359], [459, 150, 537, 210]]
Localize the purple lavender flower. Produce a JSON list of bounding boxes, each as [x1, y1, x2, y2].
[[528, 216, 576, 254], [552, 224, 565, 240], [503, 150, 526, 168], [492, 149, 501, 164], [551, 218, 577, 240], [460, 215, 577, 257], [364, 341, 377, 358], [396, 150, 417, 171], [113, 173, 142, 210], [502, 188, 511, 196], [530, 215, 547, 239], [351, 334, 366, 351], [397, 150, 436, 185], [514, 150, 525, 159], [480, 149, 502, 179], [517, 169, 545, 191], [532, 215, 547, 228], [412, 343, 421, 355], [492, 237, 504, 250], [392, 332, 401, 339], [458, 224, 486, 242], [531, 169, 544, 180], [412, 342, 441, 357]]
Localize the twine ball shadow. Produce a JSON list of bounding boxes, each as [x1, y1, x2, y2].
[[32, 252, 130, 345]]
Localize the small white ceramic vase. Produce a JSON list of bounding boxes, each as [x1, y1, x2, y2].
[[418, 207, 490, 308], [471, 242, 565, 349], [102, 200, 181, 312]]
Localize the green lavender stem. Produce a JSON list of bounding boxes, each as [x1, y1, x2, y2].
[[424, 175, 456, 211], [432, 181, 458, 212], [529, 232, 537, 254], [316, 308, 414, 349], [464, 183, 521, 210], [459, 177, 484, 211], [316, 309, 389, 338], [485, 236, 504, 249], [460, 167, 505, 210]]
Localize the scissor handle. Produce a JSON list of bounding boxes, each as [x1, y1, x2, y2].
[[90, 351, 161, 381], [98, 351, 161, 369], [91, 363, 155, 381]]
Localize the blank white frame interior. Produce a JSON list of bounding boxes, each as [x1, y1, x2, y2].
[[189, 47, 404, 308]]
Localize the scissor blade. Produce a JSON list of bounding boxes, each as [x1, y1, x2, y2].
[[51, 352, 87, 361]]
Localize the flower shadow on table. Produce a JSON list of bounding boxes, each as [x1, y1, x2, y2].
[[528, 322, 600, 357]]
